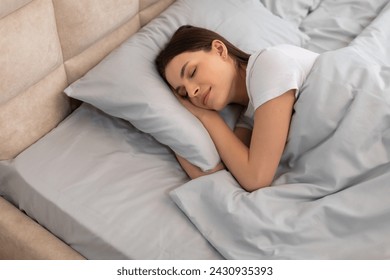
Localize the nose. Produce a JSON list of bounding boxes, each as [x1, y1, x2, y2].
[[186, 82, 200, 98]]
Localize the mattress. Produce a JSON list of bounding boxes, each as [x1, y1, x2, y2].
[[1, 0, 390, 259], [0, 104, 222, 259]]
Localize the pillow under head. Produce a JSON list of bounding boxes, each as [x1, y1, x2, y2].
[[65, 0, 308, 171]]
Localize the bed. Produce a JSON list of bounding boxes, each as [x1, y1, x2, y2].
[[1, 0, 389, 260]]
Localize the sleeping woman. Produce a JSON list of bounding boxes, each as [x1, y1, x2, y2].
[[155, 25, 319, 192]]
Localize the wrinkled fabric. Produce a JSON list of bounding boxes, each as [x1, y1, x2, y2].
[[170, 2, 390, 259]]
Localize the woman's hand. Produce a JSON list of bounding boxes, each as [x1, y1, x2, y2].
[[176, 154, 225, 179], [175, 94, 217, 121]]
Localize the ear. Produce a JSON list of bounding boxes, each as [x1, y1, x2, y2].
[[211, 39, 228, 59]]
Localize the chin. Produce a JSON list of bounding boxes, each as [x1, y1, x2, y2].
[[213, 100, 228, 111]]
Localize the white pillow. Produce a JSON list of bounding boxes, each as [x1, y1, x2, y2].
[[65, 0, 308, 171]]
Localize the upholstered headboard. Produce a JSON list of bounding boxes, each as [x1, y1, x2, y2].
[[0, 0, 175, 260], [0, 0, 175, 160]]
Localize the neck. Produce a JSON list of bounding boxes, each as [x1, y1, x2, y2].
[[232, 64, 249, 106]]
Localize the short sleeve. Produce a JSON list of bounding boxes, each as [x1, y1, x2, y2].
[[246, 44, 319, 111], [235, 45, 319, 130]]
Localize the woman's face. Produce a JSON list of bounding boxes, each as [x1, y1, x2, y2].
[[165, 40, 238, 111]]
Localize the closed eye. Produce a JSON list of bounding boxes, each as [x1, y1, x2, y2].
[[190, 67, 197, 78]]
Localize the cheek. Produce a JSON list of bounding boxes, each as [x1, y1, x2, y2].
[[216, 68, 235, 94], [208, 64, 230, 86], [203, 59, 236, 102]]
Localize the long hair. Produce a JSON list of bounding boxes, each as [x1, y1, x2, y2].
[[155, 25, 250, 84]]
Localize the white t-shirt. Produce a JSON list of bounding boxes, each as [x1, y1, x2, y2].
[[236, 44, 319, 130]]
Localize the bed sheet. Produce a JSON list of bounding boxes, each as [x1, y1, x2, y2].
[[1, 0, 389, 261], [170, 1, 390, 259], [0, 104, 223, 260], [299, 0, 389, 53]]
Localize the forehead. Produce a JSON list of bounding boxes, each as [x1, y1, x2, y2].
[[167, 51, 198, 72], [166, 52, 190, 73], [165, 51, 205, 83]]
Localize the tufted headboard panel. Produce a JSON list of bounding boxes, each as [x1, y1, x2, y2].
[[0, 0, 175, 160]]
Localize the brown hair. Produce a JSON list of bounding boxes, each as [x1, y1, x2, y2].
[[155, 25, 250, 85]]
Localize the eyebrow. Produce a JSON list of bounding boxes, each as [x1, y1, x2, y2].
[[180, 61, 189, 78]]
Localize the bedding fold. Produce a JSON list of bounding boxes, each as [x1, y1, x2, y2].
[[170, 2, 390, 259]]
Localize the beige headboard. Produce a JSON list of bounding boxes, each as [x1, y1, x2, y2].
[[0, 0, 175, 160]]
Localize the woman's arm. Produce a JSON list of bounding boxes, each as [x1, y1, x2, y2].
[[182, 89, 295, 191], [234, 126, 252, 147], [175, 153, 225, 179], [175, 123, 251, 179]]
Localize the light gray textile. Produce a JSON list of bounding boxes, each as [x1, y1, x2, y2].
[[170, 2, 390, 259], [0, 0, 306, 260], [260, 0, 321, 26], [0, 104, 223, 260], [64, 0, 308, 172], [1, 0, 389, 261], [300, 0, 389, 53]]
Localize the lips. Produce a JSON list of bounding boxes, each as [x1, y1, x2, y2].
[[202, 87, 211, 106]]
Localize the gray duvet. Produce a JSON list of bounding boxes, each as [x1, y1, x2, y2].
[[1, 0, 389, 260], [170, 2, 390, 259]]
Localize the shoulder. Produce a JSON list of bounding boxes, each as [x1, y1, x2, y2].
[[248, 44, 306, 74], [246, 45, 301, 95], [246, 44, 319, 88], [246, 44, 318, 110]]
